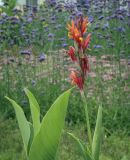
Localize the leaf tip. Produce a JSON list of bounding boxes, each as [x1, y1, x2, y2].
[[5, 96, 10, 101]]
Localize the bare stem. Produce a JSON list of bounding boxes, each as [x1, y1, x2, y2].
[[80, 90, 92, 148]]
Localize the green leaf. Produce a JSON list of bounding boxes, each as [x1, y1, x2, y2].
[[29, 88, 72, 160], [121, 156, 127, 160], [27, 122, 34, 155], [24, 88, 41, 136], [68, 132, 93, 160], [5, 97, 30, 154], [9, 0, 17, 9], [92, 105, 102, 160]]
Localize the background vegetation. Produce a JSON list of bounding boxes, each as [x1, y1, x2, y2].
[[0, 0, 130, 159]]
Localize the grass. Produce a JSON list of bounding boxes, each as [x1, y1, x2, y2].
[[0, 119, 130, 160]]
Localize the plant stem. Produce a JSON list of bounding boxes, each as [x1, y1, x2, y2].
[[80, 90, 92, 148]]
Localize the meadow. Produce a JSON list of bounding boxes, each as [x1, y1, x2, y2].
[[0, 0, 130, 160]]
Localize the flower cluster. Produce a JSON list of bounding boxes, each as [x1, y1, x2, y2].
[[67, 16, 91, 90]]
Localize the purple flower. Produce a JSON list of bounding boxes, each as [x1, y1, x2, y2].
[[51, 15, 56, 20], [93, 45, 103, 49], [47, 0, 56, 6], [27, 17, 33, 22], [117, 26, 125, 33], [48, 33, 54, 38], [76, 12, 83, 17], [106, 16, 112, 21], [127, 13, 130, 17], [102, 23, 109, 30], [110, 14, 116, 19], [117, 15, 124, 20], [60, 37, 66, 41], [13, 8, 22, 14], [62, 43, 68, 47], [39, 53, 46, 62], [20, 50, 32, 55], [98, 15, 104, 20], [89, 16, 94, 23]]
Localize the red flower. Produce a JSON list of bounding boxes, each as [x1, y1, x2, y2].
[[67, 18, 90, 50], [76, 17, 89, 36], [67, 20, 82, 45], [82, 33, 91, 50], [67, 46, 77, 61], [67, 16, 91, 91], [70, 71, 84, 90], [80, 56, 90, 76]]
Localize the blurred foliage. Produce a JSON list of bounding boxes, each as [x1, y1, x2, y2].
[[1, 0, 17, 15]]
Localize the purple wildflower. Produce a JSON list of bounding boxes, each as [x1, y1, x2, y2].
[[62, 43, 68, 47], [20, 50, 32, 55], [98, 15, 104, 20], [93, 45, 103, 49], [39, 53, 46, 62]]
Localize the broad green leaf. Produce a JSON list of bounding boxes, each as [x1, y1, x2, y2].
[[24, 88, 41, 136], [92, 105, 102, 160], [121, 156, 127, 160], [5, 97, 30, 154], [29, 88, 72, 160], [68, 132, 93, 160]]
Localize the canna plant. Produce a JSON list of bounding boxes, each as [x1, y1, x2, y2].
[[6, 88, 72, 160], [5, 15, 102, 160], [66, 16, 103, 160]]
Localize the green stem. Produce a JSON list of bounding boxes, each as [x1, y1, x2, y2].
[[80, 90, 92, 148]]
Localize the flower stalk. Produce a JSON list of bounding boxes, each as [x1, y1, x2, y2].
[[67, 16, 92, 147], [67, 16, 103, 160], [80, 90, 92, 147]]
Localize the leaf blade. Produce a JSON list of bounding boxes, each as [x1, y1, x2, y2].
[[24, 88, 41, 136], [29, 88, 72, 160], [92, 105, 102, 160], [68, 132, 93, 160], [5, 96, 30, 154]]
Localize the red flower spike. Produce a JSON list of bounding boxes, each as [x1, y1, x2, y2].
[[70, 71, 84, 90], [67, 16, 91, 91], [81, 56, 90, 75], [67, 46, 77, 61]]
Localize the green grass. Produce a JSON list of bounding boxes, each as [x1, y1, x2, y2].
[[0, 119, 130, 160]]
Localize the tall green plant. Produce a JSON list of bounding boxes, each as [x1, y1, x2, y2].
[[6, 88, 72, 160], [66, 16, 103, 160]]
